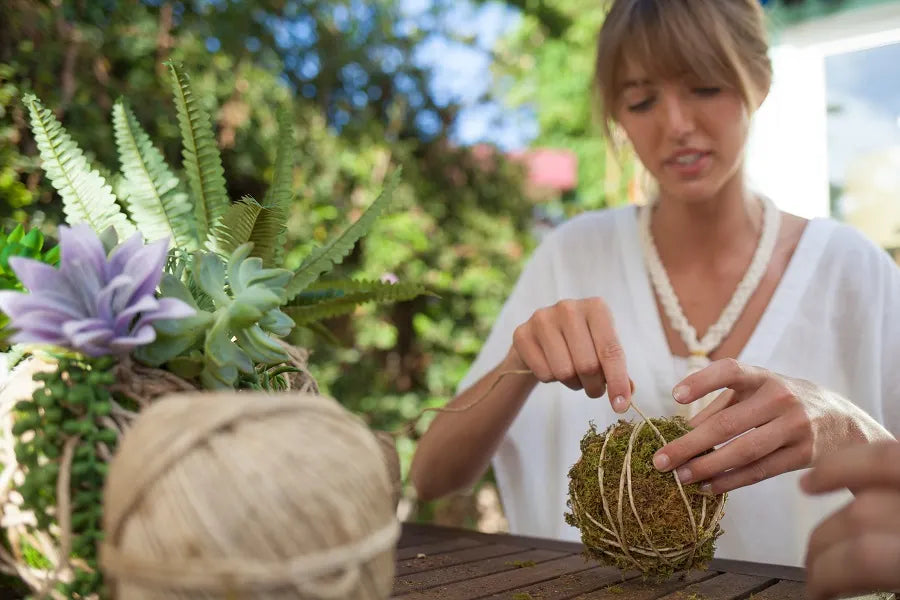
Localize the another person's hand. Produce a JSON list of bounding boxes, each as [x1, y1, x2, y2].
[[801, 441, 900, 600], [650, 359, 892, 493], [508, 297, 632, 412]]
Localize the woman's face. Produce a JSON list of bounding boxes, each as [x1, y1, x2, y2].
[[614, 61, 754, 203]]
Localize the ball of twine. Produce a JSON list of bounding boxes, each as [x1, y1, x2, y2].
[[100, 391, 399, 600], [566, 403, 727, 578]]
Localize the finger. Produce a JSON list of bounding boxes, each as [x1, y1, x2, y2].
[[512, 326, 552, 382], [654, 384, 781, 473], [585, 301, 630, 412], [513, 324, 572, 386], [672, 421, 785, 486], [700, 445, 804, 494], [532, 316, 584, 389], [801, 441, 900, 495], [672, 358, 769, 405], [688, 389, 737, 428], [807, 491, 900, 563], [558, 307, 608, 399], [806, 532, 900, 600]]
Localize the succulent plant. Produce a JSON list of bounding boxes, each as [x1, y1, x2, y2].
[[134, 243, 295, 388]]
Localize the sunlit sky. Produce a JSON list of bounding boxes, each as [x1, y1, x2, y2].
[[401, 0, 538, 150]]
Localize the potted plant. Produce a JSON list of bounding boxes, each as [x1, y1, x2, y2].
[[0, 62, 422, 598]]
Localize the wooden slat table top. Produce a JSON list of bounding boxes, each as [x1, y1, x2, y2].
[[391, 522, 816, 600]]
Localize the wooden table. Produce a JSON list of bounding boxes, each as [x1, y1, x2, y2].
[[392, 522, 850, 600]]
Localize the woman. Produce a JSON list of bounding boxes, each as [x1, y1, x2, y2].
[[410, 0, 900, 568]]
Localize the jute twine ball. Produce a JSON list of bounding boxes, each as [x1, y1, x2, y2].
[[565, 417, 727, 578], [100, 391, 400, 600]]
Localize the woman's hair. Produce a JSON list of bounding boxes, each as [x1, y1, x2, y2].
[[593, 0, 772, 136]]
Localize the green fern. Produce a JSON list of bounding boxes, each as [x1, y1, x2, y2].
[[210, 196, 284, 259], [24, 94, 134, 239], [285, 168, 401, 300], [284, 278, 428, 326], [260, 108, 295, 267], [113, 99, 198, 250], [166, 61, 230, 244]]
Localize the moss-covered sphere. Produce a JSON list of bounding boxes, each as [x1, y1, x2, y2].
[[565, 417, 727, 578]]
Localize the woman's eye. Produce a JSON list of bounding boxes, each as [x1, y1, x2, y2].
[[627, 97, 655, 112], [693, 87, 721, 97]]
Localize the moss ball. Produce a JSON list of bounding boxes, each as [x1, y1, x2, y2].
[[565, 417, 727, 578]]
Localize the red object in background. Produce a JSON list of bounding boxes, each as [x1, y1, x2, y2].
[[508, 147, 578, 192]]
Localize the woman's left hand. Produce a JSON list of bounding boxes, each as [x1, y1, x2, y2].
[[650, 358, 894, 494]]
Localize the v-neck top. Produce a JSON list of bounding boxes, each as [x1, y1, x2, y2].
[[457, 204, 900, 567]]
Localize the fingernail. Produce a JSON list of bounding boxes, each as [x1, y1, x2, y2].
[[673, 385, 690, 402], [676, 466, 692, 482], [699, 482, 712, 494], [613, 395, 628, 413], [653, 453, 670, 470]]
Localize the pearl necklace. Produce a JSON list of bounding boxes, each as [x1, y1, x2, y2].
[[638, 195, 781, 412]]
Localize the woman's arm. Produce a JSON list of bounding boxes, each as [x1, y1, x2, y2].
[[411, 297, 633, 500], [409, 349, 537, 501]]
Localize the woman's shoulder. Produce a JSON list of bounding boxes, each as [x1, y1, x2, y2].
[[804, 217, 899, 288], [817, 218, 895, 266]]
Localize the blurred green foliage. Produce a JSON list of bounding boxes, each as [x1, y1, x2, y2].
[[0, 0, 536, 521]]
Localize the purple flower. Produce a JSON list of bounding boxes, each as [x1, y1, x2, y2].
[[0, 224, 194, 357]]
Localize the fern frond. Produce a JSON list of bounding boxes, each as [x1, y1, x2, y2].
[[284, 278, 427, 326], [285, 168, 401, 300], [303, 320, 344, 346], [261, 108, 294, 267], [167, 62, 230, 242], [289, 278, 429, 305], [210, 196, 262, 256], [113, 99, 198, 250], [24, 94, 135, 239]]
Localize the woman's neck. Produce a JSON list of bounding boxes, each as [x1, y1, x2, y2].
[[649, 172, 764, 270]]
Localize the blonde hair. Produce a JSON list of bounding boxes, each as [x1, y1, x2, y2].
[[594, 0, 772, 137]]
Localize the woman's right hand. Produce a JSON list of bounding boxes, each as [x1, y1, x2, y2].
[[509, 297, 632, 413]]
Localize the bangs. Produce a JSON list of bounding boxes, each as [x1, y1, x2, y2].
[[593, 0, 770, 137], [614, 3, 740, 94]]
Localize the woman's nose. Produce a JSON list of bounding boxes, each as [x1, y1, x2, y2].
[[659, 92, 695, 140]]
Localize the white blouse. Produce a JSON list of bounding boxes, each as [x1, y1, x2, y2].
[[457, 204, 900, 568]]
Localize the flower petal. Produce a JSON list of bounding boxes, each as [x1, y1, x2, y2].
[[6, 309, 68, 332], [107, 231, 147, 276], [62, 257, 105, 315], [59, 224, 107, 280], [9, 330, 68, 346], [4, 308, 69, 345], [130, 297, 196, 333], [7, 257, 63, 293], [0, 290, 27, 318], [113, 295, 159, 334], [0, 291, 84, 321], [95, 275, 134, 324], [109, 325, 156, 353], [61, 318, 115, 355], [121, 238, 169, 308]]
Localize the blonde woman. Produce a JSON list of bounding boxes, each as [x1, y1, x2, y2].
[[410, 0, 899, 568]]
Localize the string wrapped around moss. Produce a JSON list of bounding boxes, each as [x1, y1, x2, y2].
[[565, 417, 727, 579]]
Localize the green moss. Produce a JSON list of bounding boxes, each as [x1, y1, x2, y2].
[[565, 418, 726, 579], [505, 560, 537, 568], [512, 594, 534, 600]]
